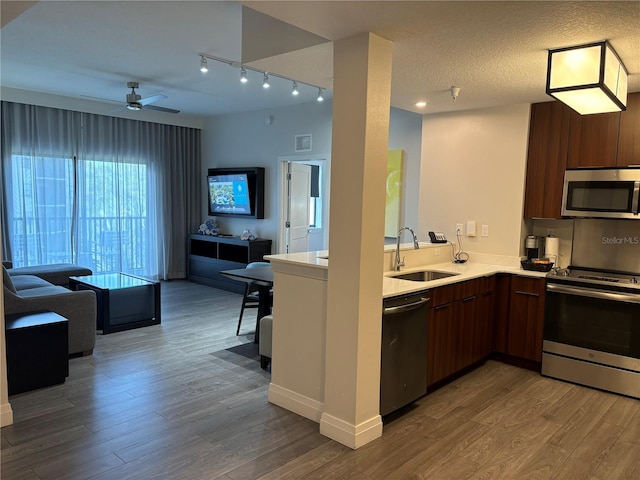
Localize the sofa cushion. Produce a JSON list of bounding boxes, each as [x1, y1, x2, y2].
[[11, 275, 55, 291], [8, 263, 92, 286], [15, 285, 71, 298], [3, 266, 17, 294]]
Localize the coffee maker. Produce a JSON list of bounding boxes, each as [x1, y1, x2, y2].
[[525, 235, 544, 260]]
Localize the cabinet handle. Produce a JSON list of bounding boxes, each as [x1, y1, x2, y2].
[[462, 296, 476, 302], [434, 304, 449, 311], [515, 290, 539, 297]]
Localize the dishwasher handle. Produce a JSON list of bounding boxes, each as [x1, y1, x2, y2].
[[383, 297, 430, 315]]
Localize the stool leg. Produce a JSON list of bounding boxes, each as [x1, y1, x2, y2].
[[260, 355, 271, 370], [236, 284, 250, 335]]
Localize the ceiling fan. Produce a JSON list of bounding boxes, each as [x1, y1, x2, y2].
[[104, 82, 180, 114]]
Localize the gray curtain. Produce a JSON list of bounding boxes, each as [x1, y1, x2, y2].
[[1, 101, 201, 280]]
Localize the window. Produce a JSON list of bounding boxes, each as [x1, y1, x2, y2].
[[9, 154, 155, 275]]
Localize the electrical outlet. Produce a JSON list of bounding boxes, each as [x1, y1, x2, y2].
[[547, 228, 555, 237], [455, 223, 464, 236], [481, 224, 489, 237]]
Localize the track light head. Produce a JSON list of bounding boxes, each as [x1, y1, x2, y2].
[[200, 56, 208, 73], [317, 88, 324, 102], [292, 81, 299, 96], [263, 72, 270, 89], [240, 67, 248, 84]]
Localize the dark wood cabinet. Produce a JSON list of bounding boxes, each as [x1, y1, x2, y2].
[[188, 234, 272, 293], [523, 101, 570, 219], [506, 276, 546, 362], [618, 92, 640, 166], [426, 273, 546, 386], [567, 109, 621, 168], [427, 300, 455, 386], [475, 275, 495, 361], [492, 274, 512, 355], [523, 93, 640, 219], [427, 277, 492, 387]]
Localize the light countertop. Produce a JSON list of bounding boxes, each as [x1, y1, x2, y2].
[[381, 261, 547, 298], [266, 249, 548, 298]]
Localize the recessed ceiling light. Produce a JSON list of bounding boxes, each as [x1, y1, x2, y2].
[[415, 101, 427, 108]]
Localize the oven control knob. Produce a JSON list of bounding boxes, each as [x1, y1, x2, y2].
[[631, 277, 638, 284]]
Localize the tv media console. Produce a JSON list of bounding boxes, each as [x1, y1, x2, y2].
[[187, 234, 272, 293]]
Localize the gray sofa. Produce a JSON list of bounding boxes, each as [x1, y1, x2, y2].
[[3, 265, 97, 356]]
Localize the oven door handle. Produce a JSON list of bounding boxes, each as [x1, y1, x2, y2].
[[547, 283, 640, 304]]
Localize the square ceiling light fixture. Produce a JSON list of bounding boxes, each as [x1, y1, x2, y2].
[[546, 41, 628, 115]]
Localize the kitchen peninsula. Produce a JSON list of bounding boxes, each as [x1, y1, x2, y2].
[[265, 243, 548, 448]]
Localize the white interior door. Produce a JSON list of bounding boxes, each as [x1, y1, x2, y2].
[[287, 163, 311, 253]]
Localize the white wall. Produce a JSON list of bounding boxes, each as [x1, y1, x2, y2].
[[419, 103, 531, 259], [1, 240, 14, 427], [202, 102, 422, 253]]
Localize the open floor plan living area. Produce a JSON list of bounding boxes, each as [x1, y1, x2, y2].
[[2, 280, 639, 480], [2, 1, 640, 478]]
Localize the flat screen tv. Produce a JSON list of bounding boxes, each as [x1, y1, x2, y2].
[[207, 167, 265, 219]]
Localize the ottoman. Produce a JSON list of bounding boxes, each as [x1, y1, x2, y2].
[[5, 311, 69, 395]]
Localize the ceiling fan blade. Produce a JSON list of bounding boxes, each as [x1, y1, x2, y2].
[[108, 106, 126, 114], [139, 93, 167, 106], [81, 94, 121, 105], [144, 104, 180, 114]]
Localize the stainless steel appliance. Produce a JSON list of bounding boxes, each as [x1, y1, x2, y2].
[[542, 219, 640, 398], [525, 235, 544, 260], [562, 167, 640, 219], [380, 290, 430, 416]]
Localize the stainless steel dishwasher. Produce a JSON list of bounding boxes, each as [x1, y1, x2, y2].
[[380, 290, 430, 416]]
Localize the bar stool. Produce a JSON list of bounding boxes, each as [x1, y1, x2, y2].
[[236, 261, 271, 335]]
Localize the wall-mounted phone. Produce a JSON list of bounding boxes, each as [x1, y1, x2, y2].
[[428, 231, 448, 243]]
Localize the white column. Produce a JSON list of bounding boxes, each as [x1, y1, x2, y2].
[[320, 32, 393, 449], [1, 238, 14, 427]]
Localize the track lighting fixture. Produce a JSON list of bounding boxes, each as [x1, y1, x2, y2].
[[197, 53, 326, 103], [199, 56, 208, 73]]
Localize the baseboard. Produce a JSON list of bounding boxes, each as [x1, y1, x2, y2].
[[267, 383, 324, 423], [319, 411, 383, 449], [1, 402, 14, 427]]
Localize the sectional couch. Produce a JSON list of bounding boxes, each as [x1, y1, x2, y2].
[[3, 264, 97, 356]]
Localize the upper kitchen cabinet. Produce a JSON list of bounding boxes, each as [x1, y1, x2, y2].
[[566, 108, 621, 168], [523, 92, 640, 219], [523, 101, 570, 219], [617, 92, 640, 166]]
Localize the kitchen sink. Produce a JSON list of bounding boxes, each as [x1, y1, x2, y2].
[[389, 270, 460, 282]]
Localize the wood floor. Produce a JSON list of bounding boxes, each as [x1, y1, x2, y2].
[[2, 280, 639, 480]]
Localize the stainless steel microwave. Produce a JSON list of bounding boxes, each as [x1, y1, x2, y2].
[[562, 168, 640, 219]]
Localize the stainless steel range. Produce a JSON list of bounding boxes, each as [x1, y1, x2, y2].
[[542, 219, 640, 398]]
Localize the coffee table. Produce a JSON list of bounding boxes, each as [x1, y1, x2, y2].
[[69, 273, 161, 334]]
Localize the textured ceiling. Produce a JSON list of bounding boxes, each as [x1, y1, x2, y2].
[[1, 1, 638, 121]]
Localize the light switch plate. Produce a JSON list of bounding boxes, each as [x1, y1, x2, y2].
[[467, 220, 477, 237]]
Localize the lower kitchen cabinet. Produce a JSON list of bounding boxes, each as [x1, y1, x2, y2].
[[427, 277, 493, 387], [506, 276, 546, 362]]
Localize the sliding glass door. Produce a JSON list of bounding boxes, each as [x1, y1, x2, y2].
[[8, 153, 157, 276]]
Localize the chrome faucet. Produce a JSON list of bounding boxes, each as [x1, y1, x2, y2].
[[395, 227, 419, 271]]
